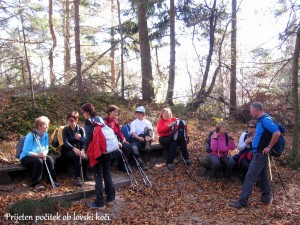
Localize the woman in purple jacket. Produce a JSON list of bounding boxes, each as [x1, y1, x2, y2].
[[209, 121, 236, 181]]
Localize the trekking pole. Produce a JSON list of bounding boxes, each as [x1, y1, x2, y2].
[[272, 160, 289, 198], [268, 154, 273, 181], [119, 150, 141, 192], [79, 156, 86, 200], [132, 155, 153, 187], [32, 131, 56, 189]]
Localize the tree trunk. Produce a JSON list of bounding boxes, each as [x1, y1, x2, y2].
[[20, 14, 36, 109], [111, 0, 116, 91], [117, 0, 125, 98], [186, 0, 218, 111], [49, 0, 56, 86], [63, 0, 71, 81], [137, 3, 154, 102], [166, 0, 175, 106], [74, 0, 84, 95], [288, 23, 300, 168], [230, 0, 237, 114]]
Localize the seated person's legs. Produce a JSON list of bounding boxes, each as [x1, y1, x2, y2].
[[208, 154, 221, 178], [132, 139, 148, 170], [21, 156, 44, 187], [144, 127, 153, 151]]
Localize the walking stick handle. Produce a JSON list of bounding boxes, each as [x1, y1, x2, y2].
[[268, 154, 272, 181]]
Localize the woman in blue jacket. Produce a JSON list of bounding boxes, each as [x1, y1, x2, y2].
[[20, 116, 59, 191]]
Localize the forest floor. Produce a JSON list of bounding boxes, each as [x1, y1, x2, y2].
[[0, 117, 299, 225]]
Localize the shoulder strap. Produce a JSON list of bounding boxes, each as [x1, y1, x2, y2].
[[225, 132, 229, 146], [243, 131, 249, 142], [103, 117, 111, 127]]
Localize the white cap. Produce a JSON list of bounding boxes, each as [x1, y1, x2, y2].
[[135, 106, 145, 113]]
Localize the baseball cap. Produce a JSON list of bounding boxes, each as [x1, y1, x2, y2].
[[135, 106, 145, 113]]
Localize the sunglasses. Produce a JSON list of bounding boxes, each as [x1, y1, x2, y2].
[[68, 119, 75, 122], [248, 125, 255, 128]]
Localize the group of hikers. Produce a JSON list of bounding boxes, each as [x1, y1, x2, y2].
[[19, 101, 281, 209]]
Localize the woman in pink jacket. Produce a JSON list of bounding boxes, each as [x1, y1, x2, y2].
[[209, 121, 235, 181]]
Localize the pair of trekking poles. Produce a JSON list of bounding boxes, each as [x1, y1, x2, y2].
[[32, 130, 56, 189], [119, 149, 153, 191]]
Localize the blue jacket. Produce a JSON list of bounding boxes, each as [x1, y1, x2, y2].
[[20, 130, 49, 159]]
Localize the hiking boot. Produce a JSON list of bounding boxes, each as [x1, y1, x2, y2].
[[137, 158, 148, 171], [166, 163, 175, 171], [107, 197, 115, 205], [144, 141, 151, 152], [87, 202, 105, 209], [229, 202, 246, 209], [33, 185, 45, 192], [74, 177, 83, 187]]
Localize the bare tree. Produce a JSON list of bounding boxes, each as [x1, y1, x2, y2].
[[20, 13, 36, 108]]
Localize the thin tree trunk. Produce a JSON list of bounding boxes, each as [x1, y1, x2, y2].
[[289, 23, 300, 168], [63, 0, 71, 81], [49, 0, 56, 86], [187, 0, 218, 111], [230, 0, 237, 114], [20, 14, 36, 109], [74, 0, 84, 95], [166, 0, 175, 105], [117, 0, 124, 98], [111, 0, 116, 91], [137, 3, 154, 102]]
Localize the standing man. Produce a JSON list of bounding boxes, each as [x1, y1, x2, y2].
[[229, 102, 281, 208]]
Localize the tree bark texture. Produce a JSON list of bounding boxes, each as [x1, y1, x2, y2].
[[137, 3, 155, 102], [117, 0, 125, 98], [230, 0, 237, 114], [111, 0, 116, 91], [166, 0, 175, 106], [74, 0, 84, 95], [49, 0, 57, 86], [290, 23, 300, 167], [63, 0, 71, 82]]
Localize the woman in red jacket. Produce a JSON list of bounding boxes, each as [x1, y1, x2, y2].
[[157, 108, 191, 171]]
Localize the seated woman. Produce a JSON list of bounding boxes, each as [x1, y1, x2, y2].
[[20, 116, 59, 191], [157, 108, 191, 171], [61, 111, 88, 187], [209, 121, 235, 181], [130, 106, 154, 171], [235, 120, 256, 183], [103, 105, 133, 172]]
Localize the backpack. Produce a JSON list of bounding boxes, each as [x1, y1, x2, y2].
[[262, 117, 286, 157], [205, 130, 229, 153], [50, 126, 65, 149], [15, 132, 33, 159], [171, 119, 189, 143], [91, 117, 119, 153], [121, 123, 132, 143]]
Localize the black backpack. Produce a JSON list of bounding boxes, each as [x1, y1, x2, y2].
[[205, 130, 229, 153], [171, 119, 189, 143], [261, 117, 286, 157]]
